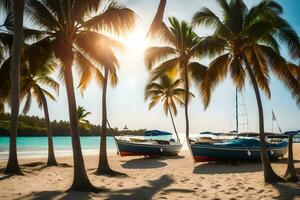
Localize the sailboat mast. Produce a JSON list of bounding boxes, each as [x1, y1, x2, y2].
[[236, 88, 239, 133]]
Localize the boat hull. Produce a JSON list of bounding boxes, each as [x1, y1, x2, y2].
[[190, 140, 288, 162], [116, 140, 183, 157]]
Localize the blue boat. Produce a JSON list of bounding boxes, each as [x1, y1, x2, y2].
[[115, 130, 182, 157], [189, 138, 288, 162]]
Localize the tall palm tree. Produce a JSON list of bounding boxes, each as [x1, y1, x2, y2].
[[0, 0, 43, 174], [78, 44, 124, 175], [145, 74, 194, 143], [77, 106, 91, 130], [25, 0, 136, 190], [19, 43, 59, 166], [145, 17, 207, 145], [97, 66, 121, 175], [4, 0, 24, 175], [192, 0, 300, 183]]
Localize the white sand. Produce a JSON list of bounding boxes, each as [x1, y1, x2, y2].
[[1, 144, 300, 200]]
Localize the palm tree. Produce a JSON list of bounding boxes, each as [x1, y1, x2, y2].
[[145, 17, 207, 145], [0, 0, 42, 174], [25, 0, 136, 190], [284, 63, 300, 182], [77, 106, 91, 130], [192, 0, 300, 183], [283, 131, 299, 182], [77, 46, 124, 175], [4, 0, 24, 175], [145, 74, 194, 143], [96, 66, 122, 175], [19, 43, 59, 166]]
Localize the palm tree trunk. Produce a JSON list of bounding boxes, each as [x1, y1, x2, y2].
[[183, 62, 190, 145], [284, 135, 298, 181], [97, 68, 112, 174], [96, 69, 124, 176], [41, 94, 57, 166], [168, 107, 180, 143], [242, 52, 283, 183], [5, 0, 24, 175], [63, 59, 95, 191]]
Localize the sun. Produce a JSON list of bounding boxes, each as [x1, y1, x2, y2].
[[120, 28, 149, 53]]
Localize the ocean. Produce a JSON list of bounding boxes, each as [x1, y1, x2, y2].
[[0, 135, 298, 160], [0, 135, 177, 160]]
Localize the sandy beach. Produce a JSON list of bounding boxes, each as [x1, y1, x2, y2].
[[0, 144, 299, 200]]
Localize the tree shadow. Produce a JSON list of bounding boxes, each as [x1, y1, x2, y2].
[[15, 187, 109, 200], [270, 182, 300, 199], [108, 174, 174, 200], [0, 161, 72, 180], [193, 162, 262, 174], [0, 174, 14, 181], [121, 157, 167, 169], [272, 159, 300, 164]]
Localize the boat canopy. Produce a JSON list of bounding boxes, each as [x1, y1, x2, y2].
[[144, 130, 172, 136]]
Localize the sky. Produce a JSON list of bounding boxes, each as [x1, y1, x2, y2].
[[2, 0, 300, 135]]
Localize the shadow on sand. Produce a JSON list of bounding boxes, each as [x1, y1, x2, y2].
[[15, 175, 177, 200], [121, 157, 167, 169], [15, 189, 109, 200], [193, 162, 262, 174], [108, 174, 175, 200], [271, 181, 300, 200], [0, 162, 72, 181], [121, 155, 184, 169]]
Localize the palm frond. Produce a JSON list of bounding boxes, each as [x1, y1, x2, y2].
[[200, 53, 231, 108], [37, 76, 59, 95], [259, 45, 300, 105], [192, 7, 232, 40], [145, 46, 177, 70], [229, 56, 245, 90], [188, 62, 208, 85], [25, 0, 60, 30], [287, 62, 300, 83], [81, 2, 136, 36], [245, 46, 271, 98], [22, 92, 32, 114], [150, 57, 180, 81], [195, 36, 227, 58], [75, 51, 98, 92]]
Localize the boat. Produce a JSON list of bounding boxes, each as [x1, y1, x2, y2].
[[114, 130, 183, 157], [189, 89, 288, 162], [189, 137, 288, 162]]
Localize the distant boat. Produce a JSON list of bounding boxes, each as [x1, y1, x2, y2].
[[114, 130, 182, 157], [189, 137, 288, 162]]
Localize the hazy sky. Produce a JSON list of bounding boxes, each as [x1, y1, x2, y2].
[[3, 0, 300, 134]]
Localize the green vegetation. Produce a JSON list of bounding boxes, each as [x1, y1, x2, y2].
[[0, 113, 144, 137]]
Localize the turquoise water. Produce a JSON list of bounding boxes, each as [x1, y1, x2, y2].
[[0, 135, 175, 160], [1, 135, 296, 160]]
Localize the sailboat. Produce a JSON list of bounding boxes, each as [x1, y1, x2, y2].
[[114, 130, 183, 157], [189, 89, 288, 162]]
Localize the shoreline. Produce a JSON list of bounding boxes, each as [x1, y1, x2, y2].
[[1, 146, 300, 199]]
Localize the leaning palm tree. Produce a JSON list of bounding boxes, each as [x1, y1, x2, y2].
[[19, 42, 59, 166], [192, 0, 300, 182], [25, 0, 136, 190], [77, 106, 91, 130], [1, 38, 59, 166], [145, 74, 194, 143], [145, 17, 207, 145]]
